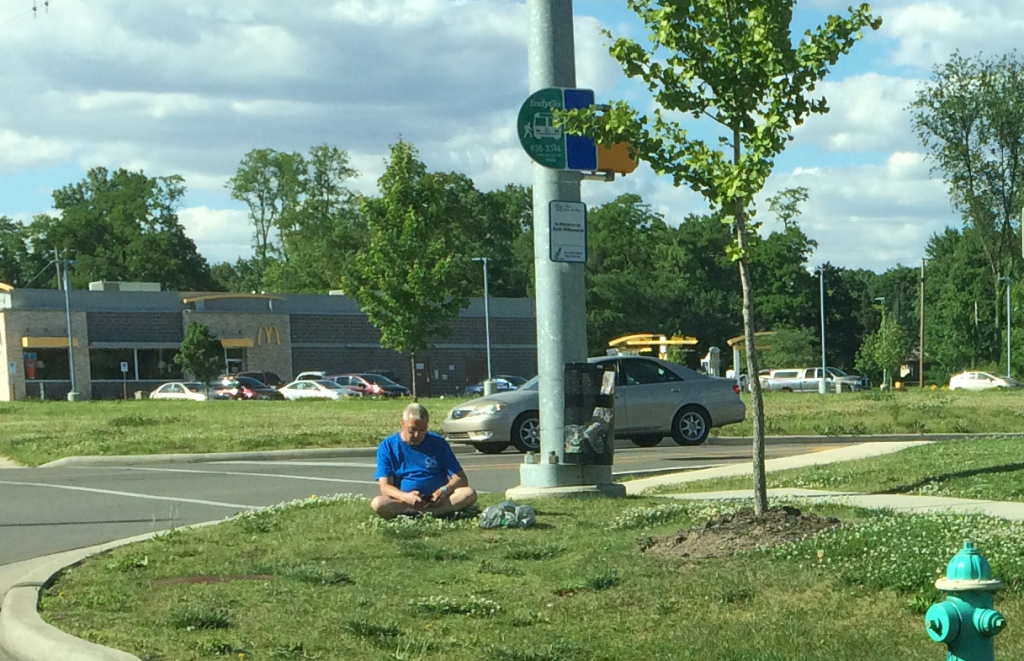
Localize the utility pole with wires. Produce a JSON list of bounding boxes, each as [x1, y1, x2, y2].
[[0, 0, 50, 29]]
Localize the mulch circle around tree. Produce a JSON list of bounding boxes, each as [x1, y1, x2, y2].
[[638, 505, 842, 559], [150, 575, 275, 587]]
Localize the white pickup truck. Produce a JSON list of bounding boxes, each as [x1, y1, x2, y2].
[[761, 367, 871, 392]]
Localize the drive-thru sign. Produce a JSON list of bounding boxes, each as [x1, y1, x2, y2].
[[518, 88, 598, 171]]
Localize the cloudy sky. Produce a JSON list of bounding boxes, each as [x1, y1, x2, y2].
[[0, 0, 1018, 273]]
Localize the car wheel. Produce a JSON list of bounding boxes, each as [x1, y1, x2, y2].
[[631, 435, 663, 448], [671, 406, 710, 446], [475, 442, 510, 455], [511, 411, 541, 453]]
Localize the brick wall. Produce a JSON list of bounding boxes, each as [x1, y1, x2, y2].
[[87, 312, 183, 343]]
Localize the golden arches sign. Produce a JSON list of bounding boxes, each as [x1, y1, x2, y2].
[[256, 326, 281, 346], [607, 333, 699, 359]]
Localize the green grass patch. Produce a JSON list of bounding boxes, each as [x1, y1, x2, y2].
[[3, 389, 1024, 465], [0, 397, 469, 465], [651, 435, 1024, 502], [38, 493, 1024, 660], [716, 389, 1024, 438]]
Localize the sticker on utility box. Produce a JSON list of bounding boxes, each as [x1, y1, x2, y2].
[[549, 201, 587, 263]]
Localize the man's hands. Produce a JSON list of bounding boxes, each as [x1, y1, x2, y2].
[[401, 487, 450, 511]]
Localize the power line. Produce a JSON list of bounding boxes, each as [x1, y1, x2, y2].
[[0, 1, 50, 28]]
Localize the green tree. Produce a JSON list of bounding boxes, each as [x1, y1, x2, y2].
[[340, 140, 475, 398], [856, 310, 909, 388], [210, 257, 264, 294], [0, 216, 33, 286], [750, 188, 817, 329], [910, 51, 1024, 328], [227, 148, 302, 272], [27, 168, 216, 290], [230, 145, 365, 293], [174, 322, 224, 386], [760, 326, 819, 368], [562, 0, 881, 514], [585, 195, 675, 354]]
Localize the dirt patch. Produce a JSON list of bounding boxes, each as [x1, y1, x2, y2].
[[638, 505, 841, 559], [150, 574, 275, 586]]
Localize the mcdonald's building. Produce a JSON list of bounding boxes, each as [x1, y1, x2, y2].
[[0, 282, 538, 401]]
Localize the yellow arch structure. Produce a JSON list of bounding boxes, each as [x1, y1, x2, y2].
[[608, 333, 699, 360]]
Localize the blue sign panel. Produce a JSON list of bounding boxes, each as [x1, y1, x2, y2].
[[562, 89, 597, 171]]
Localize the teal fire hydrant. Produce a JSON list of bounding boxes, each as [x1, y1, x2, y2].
[[925, 542, 1006, 661]]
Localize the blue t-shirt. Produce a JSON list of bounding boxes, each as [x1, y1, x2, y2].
[[374, 431, 464, 495]]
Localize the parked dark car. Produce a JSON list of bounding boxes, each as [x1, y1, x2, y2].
[[214, 376, 285, 400], [235, 371, 284, 387], [328, 373, 410, 397]]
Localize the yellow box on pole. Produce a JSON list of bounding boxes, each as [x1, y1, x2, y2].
[[597, 142, 638, 175]]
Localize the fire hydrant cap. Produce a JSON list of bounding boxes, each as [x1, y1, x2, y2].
[[935, 542, 1003, 592]]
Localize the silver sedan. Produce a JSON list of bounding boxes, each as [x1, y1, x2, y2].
[[442, 356, 746, 454]]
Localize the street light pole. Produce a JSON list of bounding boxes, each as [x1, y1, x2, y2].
[[60, 250, 78, 399], [874, 296, 887, 390], [472, 257, 492, 382], [819, 266, 827, 395], [1000, 276, 1012, 377]]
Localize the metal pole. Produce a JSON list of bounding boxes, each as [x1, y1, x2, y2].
[[473, 257, 494, 384], [482, 258, 492, 380], [1007, 279, 1012, 377], [62, 252, 77, 398], [919, 259, 925, 388], [819, 266, 827, 395], [511, 0, 607, 496]]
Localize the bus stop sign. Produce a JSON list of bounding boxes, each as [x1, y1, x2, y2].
[[517, 87, 597, 171]]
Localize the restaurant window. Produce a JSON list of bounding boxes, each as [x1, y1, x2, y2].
[[89, 349, 136, 380], [137, 348, 183, 380], [23, 348, 70, 380]]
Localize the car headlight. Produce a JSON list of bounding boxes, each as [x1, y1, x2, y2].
[[465, 403, 506, 417]]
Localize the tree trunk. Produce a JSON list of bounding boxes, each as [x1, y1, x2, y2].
[[733, 125, 768, 516]]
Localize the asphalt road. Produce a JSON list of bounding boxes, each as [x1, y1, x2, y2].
[[0, 436, 871, 567]]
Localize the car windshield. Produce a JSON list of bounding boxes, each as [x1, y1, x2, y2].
[[361, 374, 397, 385], [236, 377, 267, 388], [826, 368, 848, 377], [519, 376, 539, 390], [182, 382, 204, 391], [316, 380, 347, 390]]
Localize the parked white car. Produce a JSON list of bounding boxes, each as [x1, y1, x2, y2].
[[279, 379, 362, 400], [948, 371, 1021, 391], [150, 382, 212, 401]]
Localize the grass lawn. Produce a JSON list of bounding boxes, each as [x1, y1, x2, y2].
[[717, 388, 1024, 437], [39, 493, 1024, 661], [0, 397, 467, 466], [651, 436, 1024, 502], [2, 388, 1023, 466]]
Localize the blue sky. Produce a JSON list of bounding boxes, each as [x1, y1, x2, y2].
[[1, 0, 1019, 272]]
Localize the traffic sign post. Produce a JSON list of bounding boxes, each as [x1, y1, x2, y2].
[[518, 87, 598, 171]]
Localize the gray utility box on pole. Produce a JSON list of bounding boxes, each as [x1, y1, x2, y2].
[[562, 362, 615, 466]]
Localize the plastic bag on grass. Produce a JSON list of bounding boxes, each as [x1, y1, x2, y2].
[[479, 501, 536, 529]]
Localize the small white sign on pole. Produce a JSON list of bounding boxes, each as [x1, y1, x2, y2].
[[549, 200, 587, 263], [120, 361, 129, 374], [8, 361, 15, 375]]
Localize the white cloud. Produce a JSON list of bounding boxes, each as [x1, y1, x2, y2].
[[0, 131, 73, 172], [881, 1, 1024, 69], [178, 206, 253, 264]]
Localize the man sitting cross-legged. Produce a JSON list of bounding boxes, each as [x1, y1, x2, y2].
[[371, 403, 478, 519]]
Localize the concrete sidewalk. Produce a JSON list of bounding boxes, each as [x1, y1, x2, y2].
[[623, 440, 932, 495], [661, 488, 1024, 521]]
